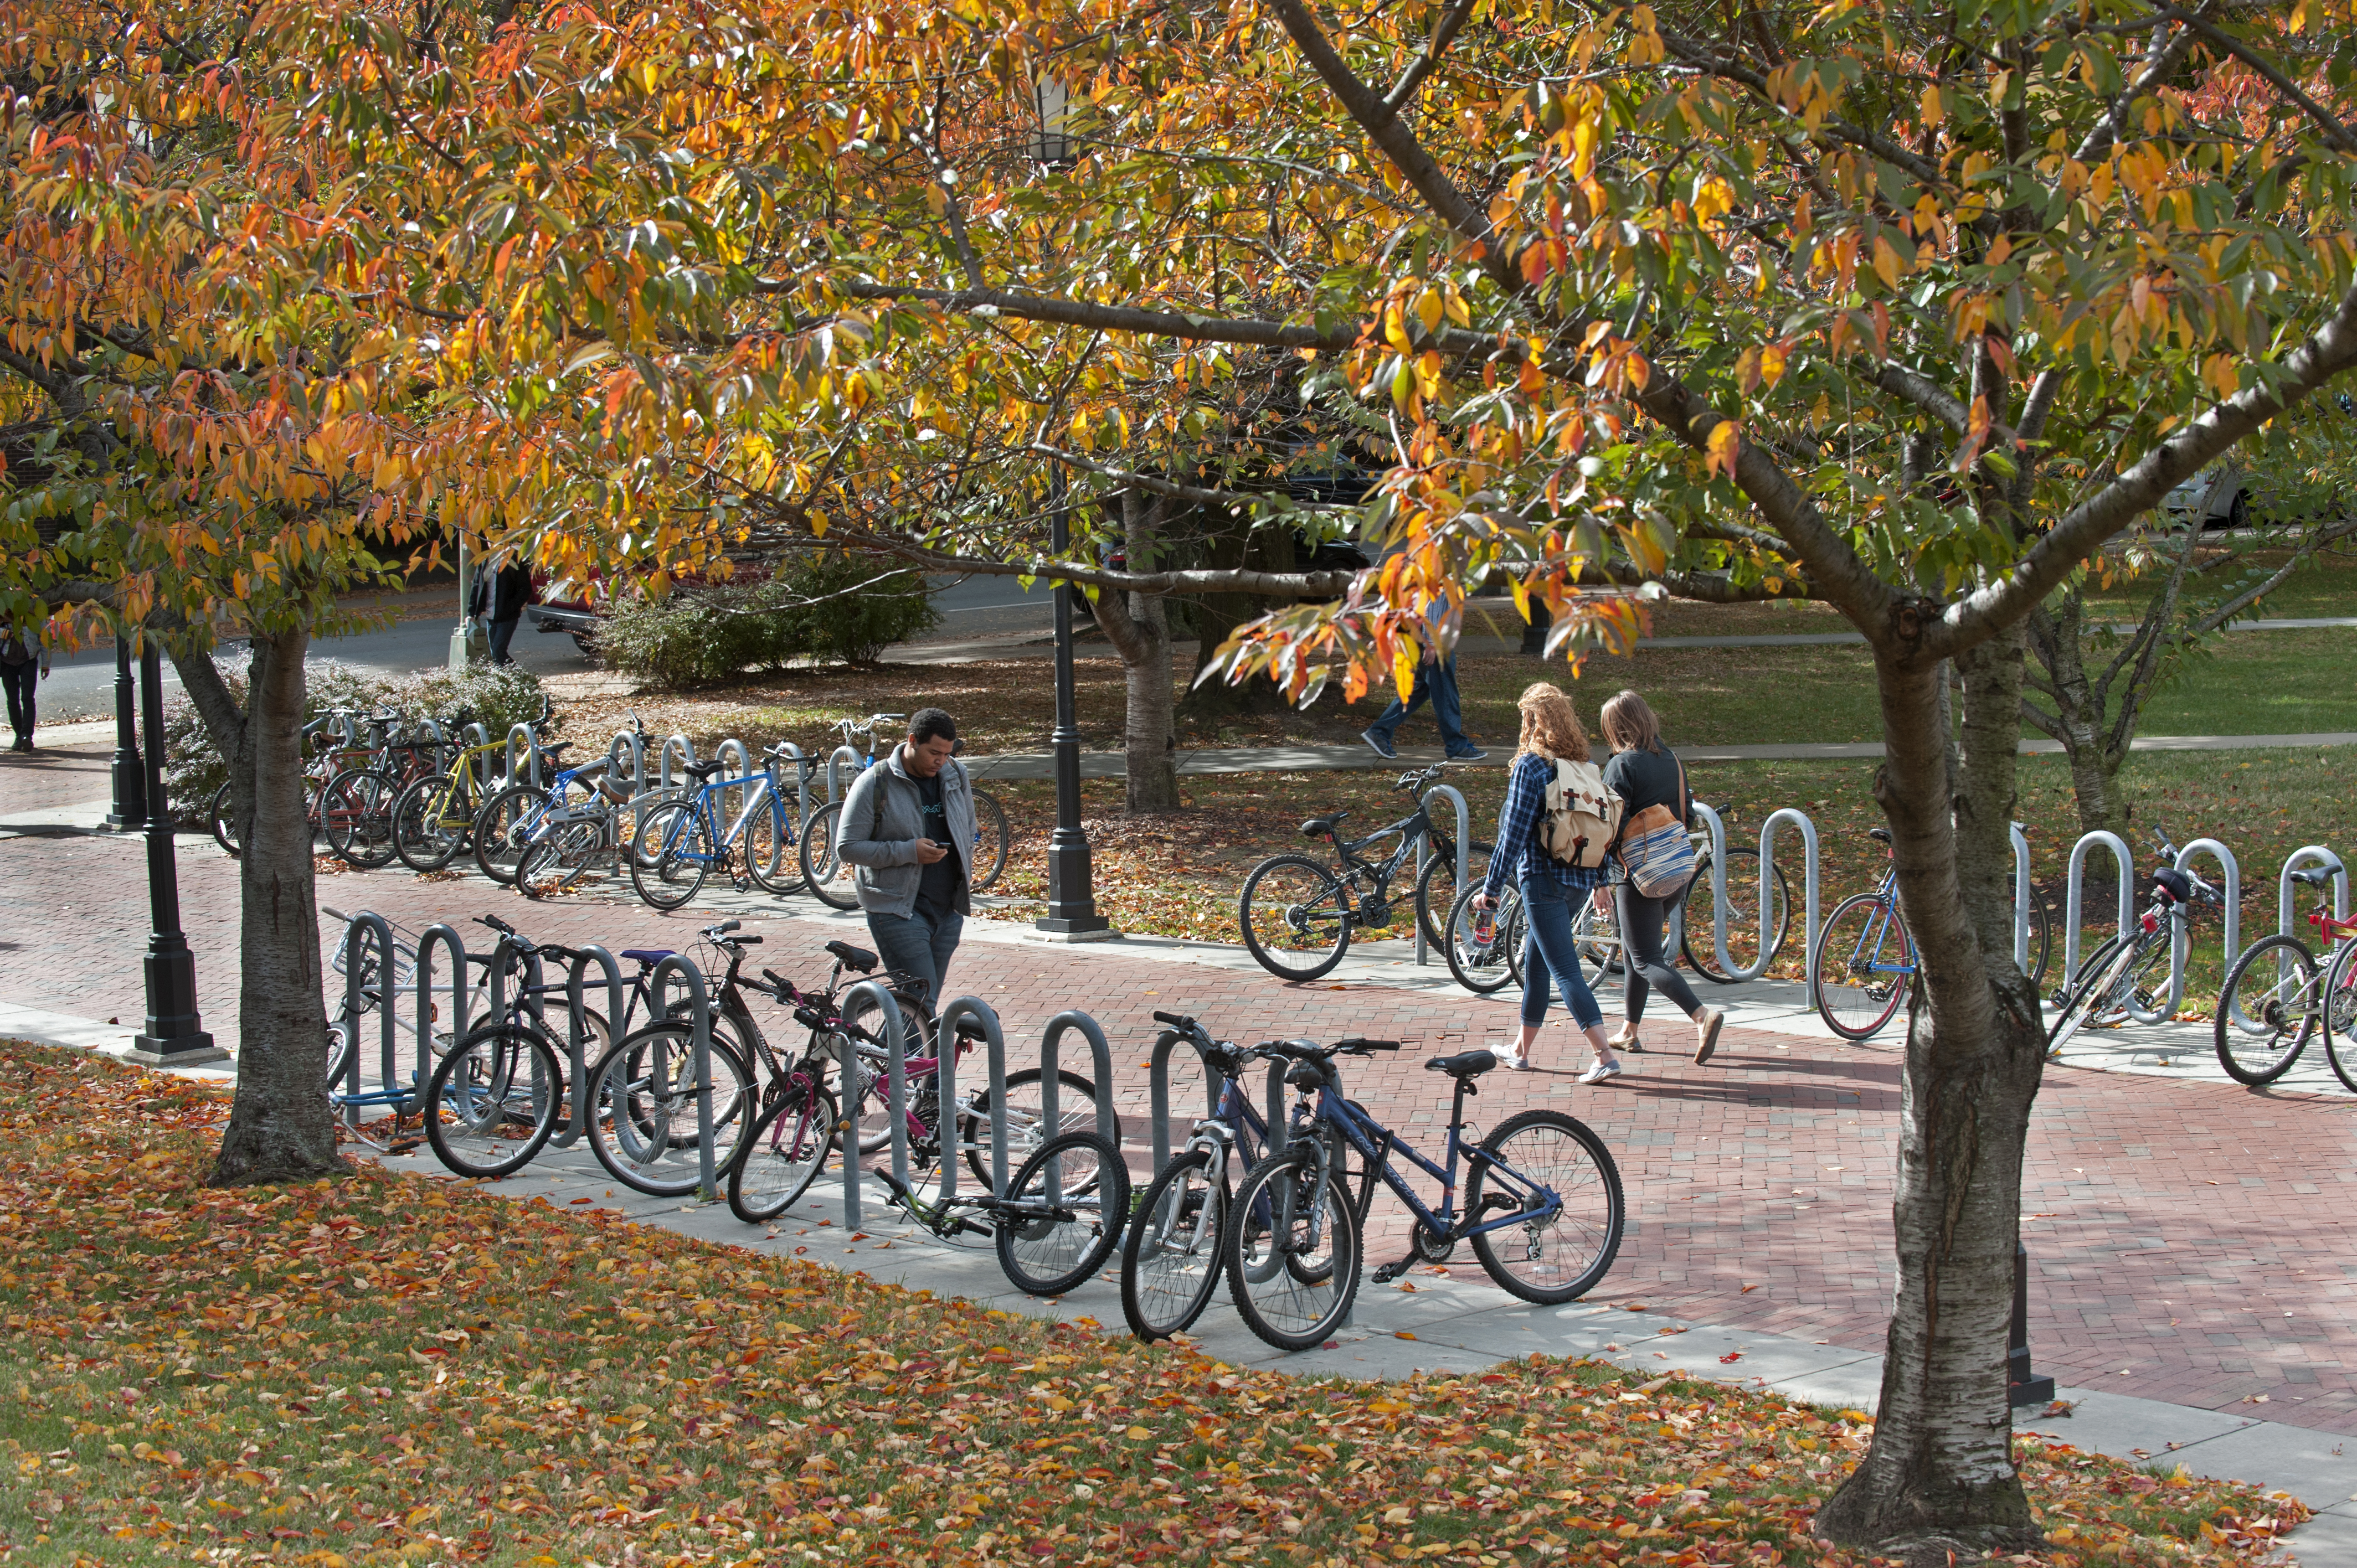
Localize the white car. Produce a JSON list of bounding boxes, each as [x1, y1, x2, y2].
[[2159, 465, 2252, 530]]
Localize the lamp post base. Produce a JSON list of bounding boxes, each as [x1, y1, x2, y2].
[[125, 1040, 230, 1067], [1031, 922, 1120, 942]]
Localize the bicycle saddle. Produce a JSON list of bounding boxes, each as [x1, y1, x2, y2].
[[1300, 811, 1348, 838], [620, 947, 676, 965], [825, 940, 878, 973], [1424, 1049, 1499, 1077], [539, 740, 575, 759], [683, 757, 730, 779], [1869, 827, 1891, 844]]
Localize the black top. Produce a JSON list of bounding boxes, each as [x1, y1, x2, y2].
[[913, 770, 967, 917], [1604, 745, 1687, 827]]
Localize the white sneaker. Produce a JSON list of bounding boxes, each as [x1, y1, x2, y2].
[[1576, 1059, 1622, 1085], [1501, 1048, 1534, 1072]]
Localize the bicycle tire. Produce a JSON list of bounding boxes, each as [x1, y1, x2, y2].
[[1223, 1143, 1360, 1352], [993, 1130, 1131, 1297], [322, 767, 400, 869], [210, 782, 242, 858], [323, 1021, 356, 1098], [1238, 854, 1352, 981], [2023, 884, 2055, 991], [971, 787, 1011, 891], [2320, 939, 2357, 1094], [513, 818, 609, 900], [423, 1024, 565, 1179], [954, 1068, 1104, 1188], [726, 1075, 841, 1223], [584, 1023, 755, 1196], [1444, 884, 1520, 996], [390, 774, 468, 871], [629, 800, 714, 911], [1465, 1109, 1625, 1304], [2046, 934, 2133, 1055], [2215, 935, 2319, 1085], [1120, 1147, 1229, 1340], [1682, 847, 1792, 982], [1413, 838, 1495, 954], [1812, 892, 1917, 1041], [743, 795, 802, 895], [1571, 888, 1623, 985], [798, 801, 860, 910], [469, 783, 544, 884]]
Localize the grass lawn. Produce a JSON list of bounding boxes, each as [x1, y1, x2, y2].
[[0, 1045, 2305, 1566]]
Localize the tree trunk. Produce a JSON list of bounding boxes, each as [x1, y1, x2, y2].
[[177, 630, 344, 1185], [1182, 518, 1295, 718], [1817, 622, 2045, 1563], [1094, 491, 1182, 812]]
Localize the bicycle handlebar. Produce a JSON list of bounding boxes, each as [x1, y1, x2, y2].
[[1151, 1009, 1189, 1027]]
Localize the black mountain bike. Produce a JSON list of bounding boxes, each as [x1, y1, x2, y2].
[[1238, 763, 1492, 980]]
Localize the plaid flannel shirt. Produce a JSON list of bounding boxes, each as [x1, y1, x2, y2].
[[1483, 752, 1611, 901]]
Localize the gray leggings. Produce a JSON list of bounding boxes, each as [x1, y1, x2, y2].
[[1615, 882, 1704, 1024]]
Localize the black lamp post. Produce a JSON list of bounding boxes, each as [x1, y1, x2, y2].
[[127, 639, 224, 1066], [102, 637, 147, 831], [2007, 1241, 2056, 1407], [1035, 461, 1110, 939]]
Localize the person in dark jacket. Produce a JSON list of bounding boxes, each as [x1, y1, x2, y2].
[[1599, 690, 1725, 1065], [832, 709, 977, 1012], [0, 617, 49, 752], [467, 558, 534, 666]]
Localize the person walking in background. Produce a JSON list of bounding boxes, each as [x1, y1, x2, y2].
[[834, 708, 977, 1013], [0, 616, 49, 753], [1599, 690, 1726, 1064], [1471, 683, 1623, 1081], [1360, 602, 1484, 761], [467, 556, 534, 667]]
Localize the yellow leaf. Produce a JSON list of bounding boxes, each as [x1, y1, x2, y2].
[[1921, 85, 1943, 125], [1704, 420, 1741, 479], [1415, 290, 1444, 336], [1872, 235, 1901, 291], [1385, 302, 1413, 351], [1392, 641, 1419, 703]]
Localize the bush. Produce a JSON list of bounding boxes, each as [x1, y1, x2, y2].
[[163, 654, 549, 818], [596, 553, 938, 687]]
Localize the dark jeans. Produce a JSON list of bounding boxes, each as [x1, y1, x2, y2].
[[866, 904, 964, 1014], [1518, 878, 1604, 1030], [1365, 656, 1475, 755], [487, 616, 521, 667], [1614, 881, 1704, 1024], [1, 662, 35, 743]]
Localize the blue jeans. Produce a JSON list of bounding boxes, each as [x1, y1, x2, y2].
[[866, 905, 964, 1014], [1519, 878, 1605, 1030], [1365, 657, 1475, 755], [486, 615, 521, 666]]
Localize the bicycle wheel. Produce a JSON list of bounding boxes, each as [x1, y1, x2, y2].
[[743, 795, 802, 895], [321, 768, 399, 868], [955, 1069, 1103, 1188], [1682, 847, 1791, 981], [2046, 935, 2132, 1055], [2215, 935, 2319, 1085], [1466, 1109, 1625, 1304], [210, 782, 242, 858], [390, 775, 467, 871], [798, 801, 860, 910], [2023, 884, 2055, 990], [2320, 940, 2357, 1094], [727, 1074, 841, 1223], [514, 817, 610, 899], [1444, 884, 1520, 995], [423, 1024, 565, 1179], [993, 1131, 1131, 1297], [585, 1023, 755, 1196], [970, 788, 1011, 891], [1414, 838, 1495, 953], [629, 800, 714, 911], [1812, 893, 1917, 1041], [1571, 886, 1623, 985], [469, 783, 543, 884], [1238, 854, 1352, 981], [1224, 1143, 1360, 1352], [1121, 1147, 1229, 1340], [2098, 931, 2174, 1028]]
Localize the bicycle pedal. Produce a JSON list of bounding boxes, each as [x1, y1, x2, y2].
[[1371, 1257, 1416, 1286]]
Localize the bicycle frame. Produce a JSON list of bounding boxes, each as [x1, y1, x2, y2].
[[1308, 1085, 1561, 1245], [1839, 869, 1914, 981], [653, 766, 792, 866]]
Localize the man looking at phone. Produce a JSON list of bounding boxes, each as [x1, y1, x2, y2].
[[835, 708, 976, 1012]]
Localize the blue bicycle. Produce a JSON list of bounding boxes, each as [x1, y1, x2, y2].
[[799, 713, 1011, 909], [1226, 1039, 1624, 1351], [631, 741, 812, 909]]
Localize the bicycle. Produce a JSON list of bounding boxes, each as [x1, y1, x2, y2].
[[869, 1128, 1131, 1297], [2214, 865, 2357, 1091], [213, 709, 414, 863], [1118, 1010, 1284, 1340], [797, 714, 1012, 910], [1677, 807, 1795, 982], [388, 708, 553, 874], [2045, 832, 2222, 1058], [1223, 1036, 1624, 1351], [626, 741, 813, 909], [1237, 762, 1495, 981], [461, 697, 566, 883], [1438, 871, 1632, 998]]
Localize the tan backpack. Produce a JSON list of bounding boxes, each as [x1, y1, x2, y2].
[[1540, 758, 1625, 869]]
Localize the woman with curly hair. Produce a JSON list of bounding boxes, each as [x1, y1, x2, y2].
[[1470, 683, 1623, 1081]]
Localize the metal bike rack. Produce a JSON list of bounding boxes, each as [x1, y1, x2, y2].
[[2010, 823, 2034, 974], [2162, 839, 2241, 1019], [1692, 804, 1818, 983], [461, 721, 494, 791], [336, 912, 401, 1126], [1145, 1027, 1229, 1177], [1413, 782, 1471, 966], [835, 979, 912, 1227], [2061, 830, 2135, 992], [558, 947, 626, 1151], [606, 728, 647, 799], [1038, 1010, 1121, 1166], [2277, 847, 2349, 939], [716, 736, 754, 823], [935, 996, 1010, 1201], [505, 723, 543, 790], [826, 744, 862, 806], [660, 733, 698, 791], [774, 742, 813, 831], [646, 953, 722, 1202], [411, 921, 470, 1105]]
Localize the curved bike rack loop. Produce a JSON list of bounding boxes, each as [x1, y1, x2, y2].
[[2277, 847, 2349, 940], [460, 721, 494, 792], [1698, 807, 1818, 982], [658, 733, 697, 792], [2061, 831, 2135, 992], [2164, 839, 2241, 1019], [646, 953, 722, 1202], [2010, 822, 2034, 974], [835, 980, 912, 1225], [557, 947, 626, 1151], [772, 741, 812, 834], [715, 737, 755, 823], [1413, 782, 1472, 966], [606, 729, 647, 800], [410, 921, 470, 1113], [935, 995, 1008, 1201], [826, 745, 863, 807], [505, 723, 543, 790], [1038, 1012, 1122, 1201], [1146, 1028, 1231, 1178], [336, 912, 400, 1125]]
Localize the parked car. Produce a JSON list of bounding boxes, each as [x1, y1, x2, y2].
[[2159, 465, 2253, 531]]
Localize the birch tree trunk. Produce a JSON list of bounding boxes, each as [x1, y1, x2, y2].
[[1092, 491, 1182, 812]]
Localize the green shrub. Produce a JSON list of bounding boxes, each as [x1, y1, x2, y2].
[[596, 553, 938, 687]]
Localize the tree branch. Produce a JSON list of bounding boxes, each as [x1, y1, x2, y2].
[[1028, 445, 1346, 514], [1382, 0, 1477, 113]]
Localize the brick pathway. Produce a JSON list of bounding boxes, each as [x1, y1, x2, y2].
[[5, 746, 2356, 1433]]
